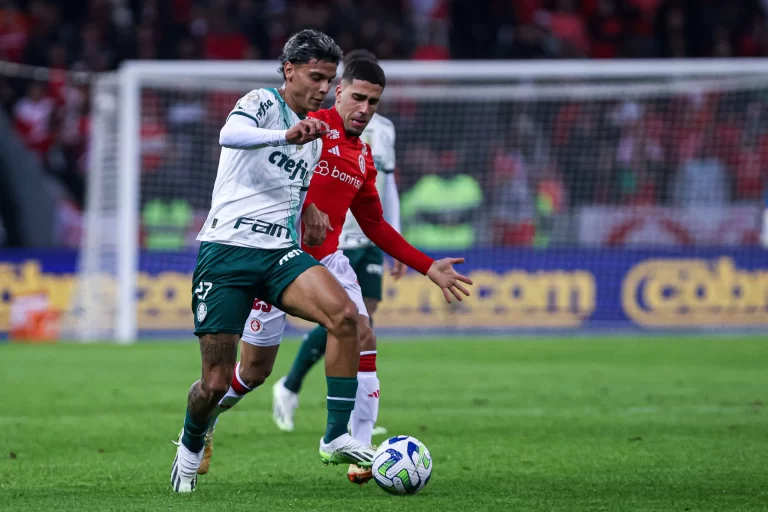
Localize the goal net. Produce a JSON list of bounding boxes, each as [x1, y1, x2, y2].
[[62, 60, 768, 342]]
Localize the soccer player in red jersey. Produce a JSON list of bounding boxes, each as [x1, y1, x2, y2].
[[198, 58, 473, 481]]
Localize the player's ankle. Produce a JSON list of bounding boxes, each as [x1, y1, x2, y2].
[[323, 425, 348, 444], [182, 410, 208, 453], [283, 374, 301, 394], [325, 376, 358, 444]]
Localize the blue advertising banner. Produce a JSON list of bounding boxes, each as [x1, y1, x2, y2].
[[1, 248, 767, 337]]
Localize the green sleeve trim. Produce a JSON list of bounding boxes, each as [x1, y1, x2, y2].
[[300, 186, 310, 191], [267, 88, 282, 105], [268, 86, 305, 123], [227, 110, 259, 125]]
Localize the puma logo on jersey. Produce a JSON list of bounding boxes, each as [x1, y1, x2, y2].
[[279, 249, 303, 266], [328, 146, 340, 156], [269, 151, 310, 181]]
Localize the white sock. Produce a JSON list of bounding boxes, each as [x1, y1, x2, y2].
[[177, 441, 203, 474], [350, 351, 379, 445], [209, 362, 254, 430]]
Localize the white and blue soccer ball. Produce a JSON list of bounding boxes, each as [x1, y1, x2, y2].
[[371, 435, 432, 495]]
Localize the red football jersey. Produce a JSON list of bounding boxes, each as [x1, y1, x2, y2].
[[304, 107, 433, 275]]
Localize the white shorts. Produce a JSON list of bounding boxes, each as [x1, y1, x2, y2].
[[241, 250, 368, 347]]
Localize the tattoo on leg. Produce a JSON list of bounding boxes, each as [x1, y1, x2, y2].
[[186, 380, 210, 424], [185, 334, 239, 424], [199, 334, 238, 366]]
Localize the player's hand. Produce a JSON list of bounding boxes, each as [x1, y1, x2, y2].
[[302, 203, 332, 247], [286, 119, 330, 145], [426, 258, 473, 303], [391, 260, 407, 281]]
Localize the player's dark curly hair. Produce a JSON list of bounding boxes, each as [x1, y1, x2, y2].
[[343, 49, 378, 66], [278, 29, 343, 78], [342, 58, 386, 88]]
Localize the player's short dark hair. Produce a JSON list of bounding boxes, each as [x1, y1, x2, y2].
[[342, 58, 386, 88], [343, 49, 378, 66], [278, 29, 343, 78]]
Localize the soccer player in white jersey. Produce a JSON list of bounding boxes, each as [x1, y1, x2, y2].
[[198, 52, 403, 480], [194, 56, 472, 486], [171, 30, 377, 493]]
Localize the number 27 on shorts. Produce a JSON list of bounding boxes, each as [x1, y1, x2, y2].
[[195, 281, 212, 300]]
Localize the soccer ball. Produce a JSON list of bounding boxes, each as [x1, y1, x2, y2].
[[371, 435, 432, 495]]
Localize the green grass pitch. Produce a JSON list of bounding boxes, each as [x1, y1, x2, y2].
[[1, 336, 767, 511]]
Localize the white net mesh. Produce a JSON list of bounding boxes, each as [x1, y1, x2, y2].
[[66, 65, 768, 340]]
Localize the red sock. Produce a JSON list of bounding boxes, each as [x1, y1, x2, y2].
[[359, 351, 377, 372], [230, 362, 252, 396]]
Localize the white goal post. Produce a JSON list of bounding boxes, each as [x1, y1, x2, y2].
[[66, 58, 768, 343]]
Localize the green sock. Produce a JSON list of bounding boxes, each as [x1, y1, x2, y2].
[[324, 376, 358, 443], [284, 326, 328, 393], [181, 408, 207, 453]]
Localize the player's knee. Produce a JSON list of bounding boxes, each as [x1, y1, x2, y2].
[[202, 374, 231, 402], [326, 300, 359, 338], [238, 359, 273, 388], [359, 322, 376, 352]]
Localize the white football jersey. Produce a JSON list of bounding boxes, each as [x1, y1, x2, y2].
[[197, 88, 322, 249], [338, 113, 396, 249]]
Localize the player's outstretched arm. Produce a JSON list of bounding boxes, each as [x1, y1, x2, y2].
[[350, 166, 472, 303], [355, 207, 472, 303]]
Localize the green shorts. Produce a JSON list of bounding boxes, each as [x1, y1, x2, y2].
[[343, 246, 384, 301], [191, 241, 321, 336]]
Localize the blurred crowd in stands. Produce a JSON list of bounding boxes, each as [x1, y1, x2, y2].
[[1, 0, 768, 248], [2, 0, 768, 66]]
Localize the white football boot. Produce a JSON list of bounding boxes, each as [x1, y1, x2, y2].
[[170, 430, 202, 493], [319, 433, 375, 468], [272, 377, 299, 432]]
